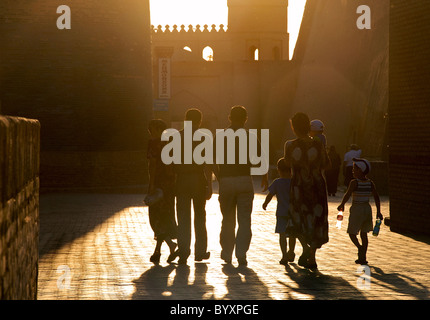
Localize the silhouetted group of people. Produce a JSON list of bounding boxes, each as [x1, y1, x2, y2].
[[146, 106, 382, 269], [146, 106, 266, 267]]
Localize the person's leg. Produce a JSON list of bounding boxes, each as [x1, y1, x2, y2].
[[359, 231, 369, 263], [279, 233, 288, 264], [150, 238, 163, 263], [349, 233, 361, 249], [148, 202, 163, 263], [360, 232, 368, 252], [235, 177, 254, 265], [348, 205, 362, 253], [165, 236, 179, 263], [193, 181, 209, 260], [350, 233, 367, 264], [165, 191, 178, 241], [218, 178, 236, 263], [176, 192, 192, 264], [154, 239, 163, 252], [287, 237, 297, 261], [164, 236, 176, 252], [297, 235, 310, 266], [308, 246, 317, 266]]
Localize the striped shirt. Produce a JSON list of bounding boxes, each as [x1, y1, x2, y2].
[[352, 179, 372, 204]]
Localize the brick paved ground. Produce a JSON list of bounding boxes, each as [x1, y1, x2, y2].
[[37, 183, 430, 300]]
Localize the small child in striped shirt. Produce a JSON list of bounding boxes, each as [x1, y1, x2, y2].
[[338, 158, 383, 265]]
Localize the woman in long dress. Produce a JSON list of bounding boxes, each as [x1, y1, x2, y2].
[[147, 119, 178, 264], [284, 112, 329, 269]]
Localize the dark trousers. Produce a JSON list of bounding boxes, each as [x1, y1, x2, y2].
[[175, 173, 208, 260]]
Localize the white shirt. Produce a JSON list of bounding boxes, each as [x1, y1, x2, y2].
[[343, 149, 362, 167]]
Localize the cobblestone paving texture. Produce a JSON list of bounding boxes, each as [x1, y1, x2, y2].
[[37, 182, 430, 300]]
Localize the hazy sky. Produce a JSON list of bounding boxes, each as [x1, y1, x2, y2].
[[149, 0, 307, 59]]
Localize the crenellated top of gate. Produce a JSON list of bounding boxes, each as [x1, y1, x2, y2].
[[151, 24, 228, 35]]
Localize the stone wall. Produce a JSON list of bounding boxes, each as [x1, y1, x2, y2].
[[0, 116, 40, 300]]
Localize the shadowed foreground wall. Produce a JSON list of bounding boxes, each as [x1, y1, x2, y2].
[[388, 1, 430, 236], [0, 1, 153, 191], [0, 116, 40, 300]]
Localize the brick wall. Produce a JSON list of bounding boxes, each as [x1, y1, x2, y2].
[[389, 1, 430, 235], [0, 1, 153, 190], [368, 161, 388, 196], [0, 116, 40, 300]]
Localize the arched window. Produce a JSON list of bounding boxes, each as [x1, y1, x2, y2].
[[249, 46, 259, 61], [183, 46, 192, 52], [202, 46, 214, 61]]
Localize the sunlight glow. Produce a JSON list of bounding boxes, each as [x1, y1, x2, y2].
[[150, 0, 228, 28], [202, 46, 214, 61], [254, 48, 259, 61], [150, 0, 307, 60], [288, 0, 307, 59]]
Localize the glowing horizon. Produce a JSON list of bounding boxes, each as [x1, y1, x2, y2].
[[149, 0, 307, 60]]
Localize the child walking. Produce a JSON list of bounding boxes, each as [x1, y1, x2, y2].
[[337, 157, 383, 265], [146, 119, 178, 264], [263, 158, 296, 265]]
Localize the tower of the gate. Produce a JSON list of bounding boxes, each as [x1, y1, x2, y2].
[[227, 0, 289, 61]]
